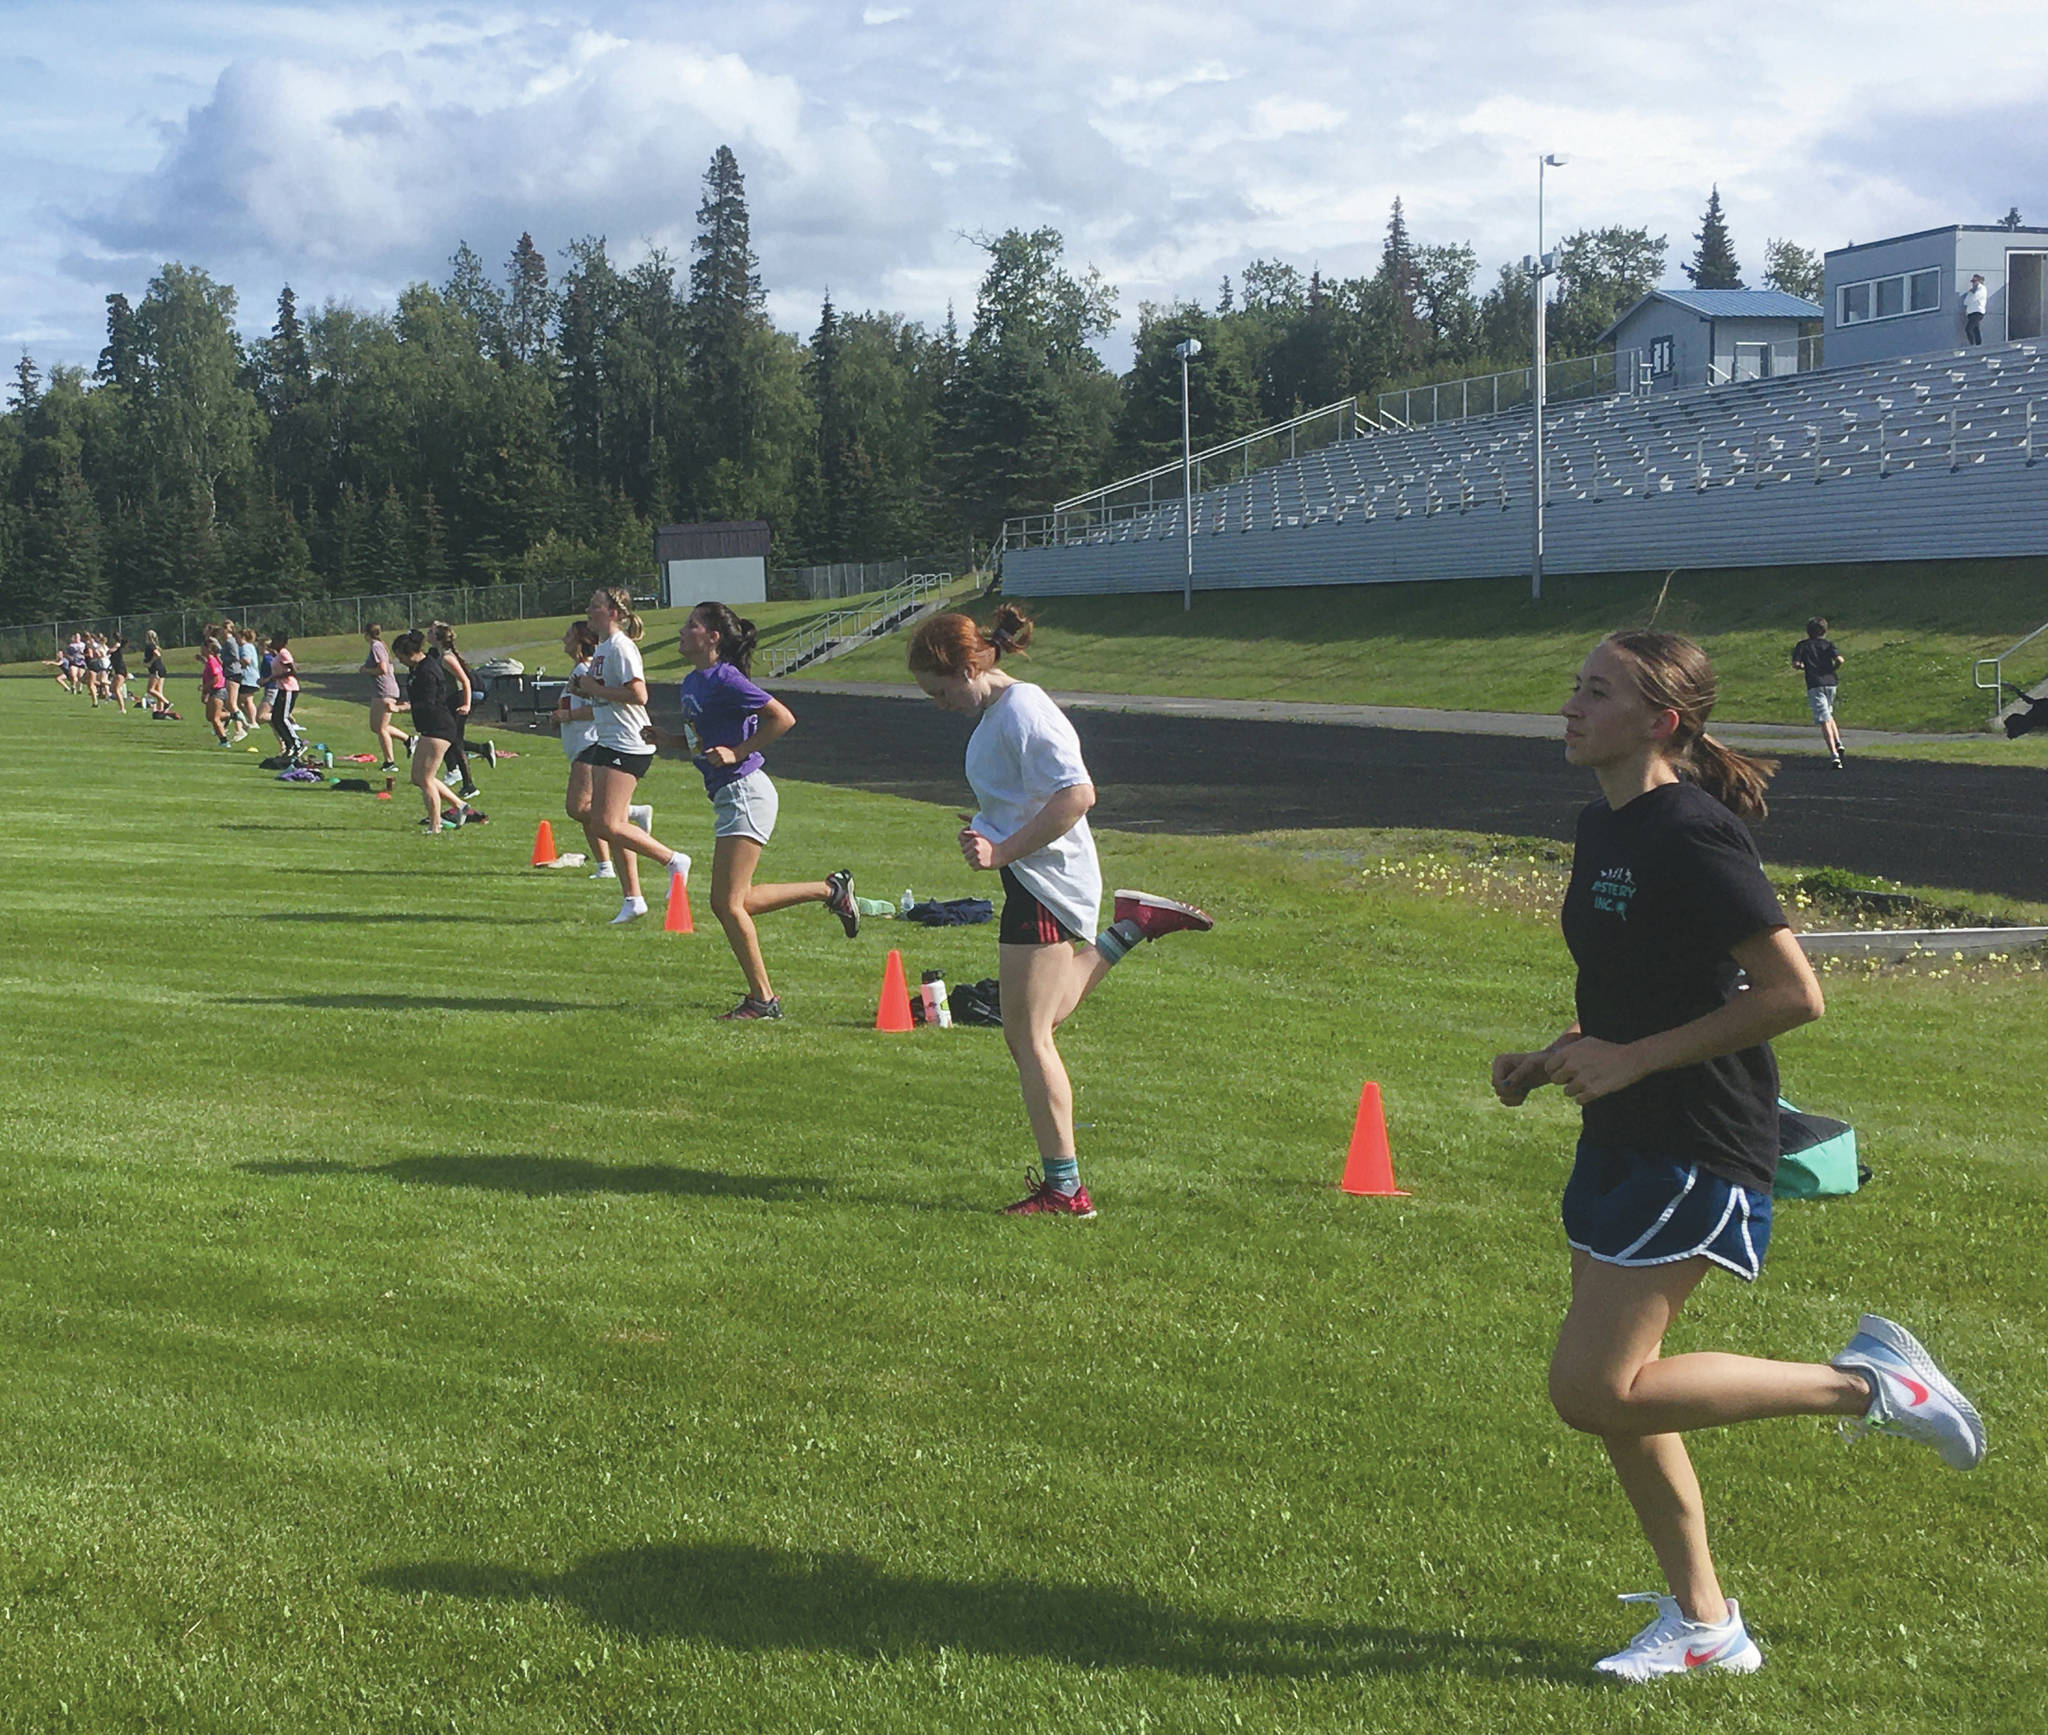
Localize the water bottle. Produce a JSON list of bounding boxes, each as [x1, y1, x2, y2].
[[323, 749, 334, 769], [920, 971, 952, 1029], [900, 888, 916, 916]]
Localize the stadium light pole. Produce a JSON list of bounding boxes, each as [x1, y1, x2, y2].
[[1532, 151, 1570, 602], [1176, 337, 1202, 612]]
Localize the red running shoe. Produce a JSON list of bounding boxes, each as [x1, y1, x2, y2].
[[1002, 1170, 1097, 1218], [1112, 889, 1214, 940]]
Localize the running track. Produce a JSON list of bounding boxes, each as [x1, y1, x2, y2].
[[767, 692, 2047, 904]]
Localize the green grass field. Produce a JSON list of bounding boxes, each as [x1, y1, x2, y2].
[[3, 675, 2043, 1733], [798, 558, 2048, 740]]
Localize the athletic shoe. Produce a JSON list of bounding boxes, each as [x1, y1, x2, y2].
[[628, 803, 654, 831], [716, 995, 784, 1021], [825, 868, 860, 937], [458, 783, 481, 800], [403, 734, 416, 753], [668, 850, 692, 884], [480, 740, 498, 768], [379, 760, 399, 774], [609, 896, 649, 925], [589, 862, 618, 880], [1831, 752, 1845, 770], [1593, 1594, 1763, 1682], [1002, 1170, 1098, 1218], [1111, 889, 1215, 940], [1832, 1314, 1986, 1470], [446, 809, 466, 829]]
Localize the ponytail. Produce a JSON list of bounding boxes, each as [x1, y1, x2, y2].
[[692, 601, 759, 675], [908, 604, 1035, 677], [1600, 629, 1776, 821]]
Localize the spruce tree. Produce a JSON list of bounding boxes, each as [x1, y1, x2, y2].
[[445, 241, 507, 355], [1685, 187, 1744, 289], [8, 352, 41, 414], [504, 233, 557, 365], [96, 296, 142, 390], [688, 145, 765, 500]]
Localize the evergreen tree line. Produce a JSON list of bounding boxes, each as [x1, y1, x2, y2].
[[0, 158, 1812, 628]]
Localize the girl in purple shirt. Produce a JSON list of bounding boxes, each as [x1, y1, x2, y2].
[[642, 601, 860, 1021]]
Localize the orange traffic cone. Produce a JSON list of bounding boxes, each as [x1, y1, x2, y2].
[[664, 867, 694, 934], [874, 948, 915, 1032], [1340, 1081, 1407, 1196], [530, 819, 557, 866]]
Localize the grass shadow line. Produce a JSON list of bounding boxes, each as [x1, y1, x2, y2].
[[217, 991, 607, 1012], [364, 1542, 1590, 1685], [240, 1154, 831, 1199]]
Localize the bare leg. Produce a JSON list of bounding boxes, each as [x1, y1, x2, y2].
[[590, 766, 691, 904], [411, 738, 455, 832], [997, 940, 1116, 1163], [565, 761, 611, 864], [710, 836, 775, 1000], [1549, 1252, 1872, 1623]]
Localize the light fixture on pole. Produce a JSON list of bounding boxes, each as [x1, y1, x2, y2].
[[1531, 151, 1569, 603], [1175, 337, 1202, 612]]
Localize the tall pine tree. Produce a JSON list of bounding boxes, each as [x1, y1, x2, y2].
[[687, 145, 766, 508], [1685, 187, 1744, 289]]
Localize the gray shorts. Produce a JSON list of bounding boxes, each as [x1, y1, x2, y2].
[[1807, 685, 1837, 725], [712, 769, 779, 843]]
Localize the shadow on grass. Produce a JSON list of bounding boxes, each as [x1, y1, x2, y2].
[[255, 909, 558, 923], [217, 991, 604, 1012], [365, 1543, 1586, 1684], [241, 1154, 828, 1199]]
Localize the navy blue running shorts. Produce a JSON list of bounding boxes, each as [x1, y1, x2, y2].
[[1561, 1140, 1773, 1282]]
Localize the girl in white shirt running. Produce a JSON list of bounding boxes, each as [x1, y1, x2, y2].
[[909, 604, 1213, 1217], [566, 587, 689, 924]]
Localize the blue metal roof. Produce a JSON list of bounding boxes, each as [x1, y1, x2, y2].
[[1598, 287, 1823, 342]]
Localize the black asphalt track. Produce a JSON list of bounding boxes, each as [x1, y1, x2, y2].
[[767, 692, 2047, 904]]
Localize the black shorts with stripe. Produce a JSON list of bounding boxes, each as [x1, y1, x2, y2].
[[998, 866, 1081, 946]]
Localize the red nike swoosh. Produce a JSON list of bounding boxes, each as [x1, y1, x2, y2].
[[1901, 1376, 1930, 1406], [1684, 1647, 1725, 1668]]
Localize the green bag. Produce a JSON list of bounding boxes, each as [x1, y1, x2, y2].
[[1775, 1099, 1864, 1199]]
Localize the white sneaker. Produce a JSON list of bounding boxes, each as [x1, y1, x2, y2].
[[589, 862, 617, 880], [668, 851, 691, 885], [1832, 1314, 1986, 1469], [609, 897, 648, 925], [628, 803, 653, 830], [1594, 1594, 1763, 1682]]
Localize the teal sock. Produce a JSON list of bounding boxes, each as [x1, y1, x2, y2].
[[1042, 1156, 1080, 1196], [1094, 917, 1143, 965]]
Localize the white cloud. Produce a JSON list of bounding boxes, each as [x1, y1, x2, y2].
[[5, 0, 2048, 371]]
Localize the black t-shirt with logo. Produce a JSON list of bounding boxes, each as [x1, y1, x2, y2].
[[1560, 780, 1790, 1192], [1790, 636, 1840, 689]]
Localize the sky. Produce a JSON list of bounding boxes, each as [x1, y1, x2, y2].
[[4, 0, 2046, 375]]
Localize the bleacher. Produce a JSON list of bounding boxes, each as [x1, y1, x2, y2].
[[1003, 343, 2048, 595]]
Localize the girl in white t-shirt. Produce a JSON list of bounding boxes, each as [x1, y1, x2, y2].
[[565, 588, 690, 925], [909, 605, 1214, 1218]]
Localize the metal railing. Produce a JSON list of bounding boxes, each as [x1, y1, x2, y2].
[[1975, 619, 2048, 719], [0, 576, 613, 668], [774, 551, 973, 601], [1004, 398, 1372, 551], [1377, 348, 1641, 429], [767, 572, 951, 679]]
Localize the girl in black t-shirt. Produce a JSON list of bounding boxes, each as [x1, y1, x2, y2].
[[394, 631, 463, 835], [1491, 629, 1983, 1683]]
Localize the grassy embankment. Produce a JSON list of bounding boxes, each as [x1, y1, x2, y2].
[[798, 558, 2048, 759]]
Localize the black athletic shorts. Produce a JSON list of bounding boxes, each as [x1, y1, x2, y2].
[[577, 743, 655, 778], [997, 866, 1081, 946]]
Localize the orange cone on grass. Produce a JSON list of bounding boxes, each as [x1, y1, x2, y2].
[[874, 948, 915, 1032], [1340, 1081, 1407, 1196], [530, 819, 557, 866], [664, 868, 694, 934]]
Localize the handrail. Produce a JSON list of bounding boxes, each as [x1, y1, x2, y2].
[[1974, 618, 2048, 716], [1376, 348, 1640, 429], [767, 572, 950, 679], [1052, 396, 1364, 514]]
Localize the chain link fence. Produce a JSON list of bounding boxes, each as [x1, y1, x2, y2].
[[770, 552, 975, 601]]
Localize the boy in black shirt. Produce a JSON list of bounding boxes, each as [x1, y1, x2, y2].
[[1790, 616, 1844, 767]]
